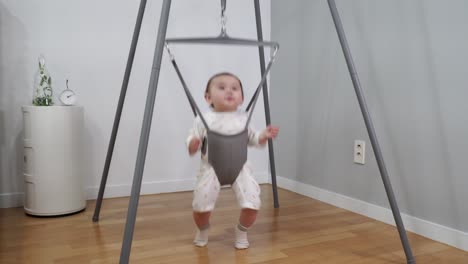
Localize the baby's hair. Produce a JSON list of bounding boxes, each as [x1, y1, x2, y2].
[[204, 72, 244, 98]]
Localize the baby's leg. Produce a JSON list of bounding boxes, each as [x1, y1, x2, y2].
[[235, 208, 258, 249], [239, 208, 257, 228], [193, 211, 211, 228], [193, 211, 211, 247], [192, 167, 220, 247], [232, 165, 261, 249]]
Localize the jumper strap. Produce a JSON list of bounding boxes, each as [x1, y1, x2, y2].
[[164, 43, 278, 132]]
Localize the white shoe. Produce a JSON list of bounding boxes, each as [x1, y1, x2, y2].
[[235, 226, 249, 249]]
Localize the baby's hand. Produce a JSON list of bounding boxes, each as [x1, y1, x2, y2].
[[259, 125, 279, 145], [188, 137, 201, 155]]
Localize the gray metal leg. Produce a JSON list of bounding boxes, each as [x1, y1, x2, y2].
[[93, 0, 148, 223], [119, 1, 172, 263], [327, 0, 415, 263], [254, 0, 279, 208]]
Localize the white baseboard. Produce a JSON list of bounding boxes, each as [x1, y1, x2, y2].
[[276, 175, 468, 252], [86, 178, 195, 200], [256, 171, 271, 184], [86, 171, 271, 200], [0, 172, 272, 208], [0, 179, 196, 208], [0, 192, 23, 208]]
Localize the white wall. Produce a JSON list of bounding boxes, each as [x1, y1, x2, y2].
[[0, 0, 272, 207]]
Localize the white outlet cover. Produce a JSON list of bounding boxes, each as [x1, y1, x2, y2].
[[354, 140, 365, 164]]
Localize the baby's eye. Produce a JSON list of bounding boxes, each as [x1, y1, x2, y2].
[[232, 86, 239, 91], [219, 86, 225, 90]]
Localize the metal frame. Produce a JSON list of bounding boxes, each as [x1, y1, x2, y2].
[[327, 0, 415, 263], [92, 0, 415, 263], [166, 36, 279, 48], [92, 0, 148, 223]]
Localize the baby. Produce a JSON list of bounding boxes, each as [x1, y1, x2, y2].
[[186, 72, 279, 249]]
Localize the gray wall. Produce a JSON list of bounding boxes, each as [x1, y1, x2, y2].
[[271, 0, 467, 232]]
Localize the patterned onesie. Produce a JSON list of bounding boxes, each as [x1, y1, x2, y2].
[[186, 110, 263, 212]]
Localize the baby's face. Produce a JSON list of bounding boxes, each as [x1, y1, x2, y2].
[[205, 75, 243, 112]]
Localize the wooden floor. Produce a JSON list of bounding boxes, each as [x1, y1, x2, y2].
[[1, 185, 467, 263]]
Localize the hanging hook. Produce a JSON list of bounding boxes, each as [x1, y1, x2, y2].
[[221, 0, 226, 16], [271, 45, 279, 61], [164, 42, 174, 61], [220, 0, 227, 37]]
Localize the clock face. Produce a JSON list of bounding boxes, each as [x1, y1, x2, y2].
[[60, 90, 77, 105]]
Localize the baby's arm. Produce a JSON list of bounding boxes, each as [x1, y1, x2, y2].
[[188, 138, 201, 155], [186, 116, 206, 156], [258, 125, 279, 145], [248, 125, 279, 146]]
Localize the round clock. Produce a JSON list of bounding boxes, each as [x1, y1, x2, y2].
[[60, 79, 77, 106]]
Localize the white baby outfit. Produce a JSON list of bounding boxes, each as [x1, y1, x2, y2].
[[187, 110, 263, 212]]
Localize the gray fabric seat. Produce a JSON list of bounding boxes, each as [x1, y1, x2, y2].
[[206, 129, 248, 186]]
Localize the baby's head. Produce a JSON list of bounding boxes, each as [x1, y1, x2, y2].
[[204, 72, 244, 112]]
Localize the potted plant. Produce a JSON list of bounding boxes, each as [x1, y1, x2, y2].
[[32, 55, 53, 106]]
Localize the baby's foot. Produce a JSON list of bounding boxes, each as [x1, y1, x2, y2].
[[235, 225, 249, 249], [193, 228, 209, 247]]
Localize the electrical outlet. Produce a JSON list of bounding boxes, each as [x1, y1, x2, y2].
[[354, 140, 365, 164]]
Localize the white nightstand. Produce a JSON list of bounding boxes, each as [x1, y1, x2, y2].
[[22, 106, 86, 216]]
